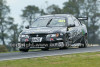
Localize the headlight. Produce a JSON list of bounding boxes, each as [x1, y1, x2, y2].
[[19, 35, 29, 38], [47, 33, 59, 37], [51, 34, 56, 37]]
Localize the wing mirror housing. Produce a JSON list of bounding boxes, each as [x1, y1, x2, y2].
[[68, 24, 75, 28], [25, 25, 29, 29]]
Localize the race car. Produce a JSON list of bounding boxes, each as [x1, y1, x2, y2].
[[18, 14, 88, 52]]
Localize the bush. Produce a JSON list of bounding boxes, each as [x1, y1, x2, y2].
[[0, 45, 8, 53]]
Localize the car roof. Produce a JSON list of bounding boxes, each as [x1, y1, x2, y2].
[[40, 14, 73, 18]]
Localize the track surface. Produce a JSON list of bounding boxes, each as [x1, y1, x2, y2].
[[0, 46, 100, 61]]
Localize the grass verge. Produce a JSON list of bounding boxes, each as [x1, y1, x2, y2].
[[0, 52, 100, 67]]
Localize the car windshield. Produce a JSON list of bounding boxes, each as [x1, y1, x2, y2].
[[47, 18, 66, 27], [30, 17, 66, 27], [30, 18, 51, 27]]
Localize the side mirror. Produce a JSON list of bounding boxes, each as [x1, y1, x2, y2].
[[25, 25, 29, 29], [68, 24, 75, 28]]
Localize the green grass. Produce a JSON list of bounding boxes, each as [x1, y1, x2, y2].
[[0, 49, 41, 54], [0, 51, 19, 53], [0, 52, 100, 67]]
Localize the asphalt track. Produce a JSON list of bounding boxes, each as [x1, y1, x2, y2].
[[0, 46, 100, 61]]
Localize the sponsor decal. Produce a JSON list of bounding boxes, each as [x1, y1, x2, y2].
[[82, 29, 85, 35], [58, 20, 66, 22]]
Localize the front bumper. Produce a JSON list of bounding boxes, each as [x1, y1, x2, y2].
[[18, 37, 64, 48], [19, 37, 63, 44]]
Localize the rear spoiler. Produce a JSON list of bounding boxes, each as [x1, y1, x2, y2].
[[77, 17, 88, 20]]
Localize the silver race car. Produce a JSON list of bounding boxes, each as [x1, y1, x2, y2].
[[18, 14, 88, 52]]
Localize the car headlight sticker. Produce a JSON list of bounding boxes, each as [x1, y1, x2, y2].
[[47, 33, 59, 37], [51, 34, 56, 37], [21, 35, 29, 38]]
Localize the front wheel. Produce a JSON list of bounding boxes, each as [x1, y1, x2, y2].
[[41, 44, 50, 51], [19, 47, 29, 52], [79, 35, 88, 48], [41, 47, 49, 51], [59, 34, 69, 49]]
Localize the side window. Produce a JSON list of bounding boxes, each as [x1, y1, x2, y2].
[[72, 16, 81, 26], [68, 16, 75, 25]]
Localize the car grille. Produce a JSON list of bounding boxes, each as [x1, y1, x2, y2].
[[29, 34, 47, 37]]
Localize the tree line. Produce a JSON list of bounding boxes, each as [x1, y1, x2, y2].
[[0, 0, 100, 51]]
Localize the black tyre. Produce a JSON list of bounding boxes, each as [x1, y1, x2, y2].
[[19, 47, 29, 52], [79, 35, 88, 48], [59, 34, 69, 50], [41, 44, 50, 51], [59, 47, 68, 50], [41, 47, 49, 51]]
